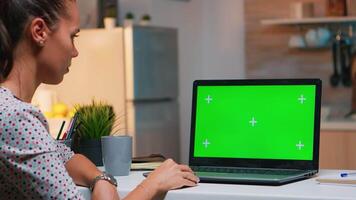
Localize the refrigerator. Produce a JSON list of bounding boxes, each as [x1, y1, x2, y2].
[[124, 26, 180, 161]]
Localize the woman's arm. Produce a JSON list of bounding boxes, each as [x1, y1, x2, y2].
[[65, 155, 198, 200], [65, 154, 102, 186], [65, 153, 120, 200]]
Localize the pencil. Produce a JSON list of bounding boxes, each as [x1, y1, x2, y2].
[[68, 121, 81, 139], [56, 121, 66, 140]]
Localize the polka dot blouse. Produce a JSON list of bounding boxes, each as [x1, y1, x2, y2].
[[0, 87, 84, 199]]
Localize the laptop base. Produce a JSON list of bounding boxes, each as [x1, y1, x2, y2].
[[195, 170, 317, 186]]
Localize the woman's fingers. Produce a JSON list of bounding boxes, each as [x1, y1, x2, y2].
[[171, 175, 198, 190], [146, 158, 200, 192], [178, 164, 194, 173], [176, 164, 199, 185], [178, 164, 199, 183], [182, 171, 200, 184], [182, 178, 198, 187]]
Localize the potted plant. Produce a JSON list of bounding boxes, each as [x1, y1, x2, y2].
[[104, 5, 117, 29], [140, 14, 151, 26], [124, 12, 135, 27], [72, 100, 117, 166]]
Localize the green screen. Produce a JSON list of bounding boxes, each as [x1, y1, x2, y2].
[[194, 85, 316, 160]]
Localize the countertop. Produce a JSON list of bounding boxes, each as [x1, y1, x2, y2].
[[79, 170, 356, 200], [321, 120, 356, 131]]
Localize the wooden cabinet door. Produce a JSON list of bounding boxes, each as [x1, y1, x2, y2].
[[320, 131, 356, 169]]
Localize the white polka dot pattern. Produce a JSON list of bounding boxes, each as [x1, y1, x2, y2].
[[0, 87, 84, 199]]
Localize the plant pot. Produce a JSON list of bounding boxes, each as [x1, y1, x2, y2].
[[139, 20, 150, 26], [104, 17, 116, 29], [101, 136, 132, 176], [73, 138, 103, 166]]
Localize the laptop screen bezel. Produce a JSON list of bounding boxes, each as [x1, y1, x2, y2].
[[189, 79, 321, 170]]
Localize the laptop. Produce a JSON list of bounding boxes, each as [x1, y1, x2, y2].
[[189, 79, 322, 185]]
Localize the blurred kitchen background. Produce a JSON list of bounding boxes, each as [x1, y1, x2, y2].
[[32, 0, 356, 169]]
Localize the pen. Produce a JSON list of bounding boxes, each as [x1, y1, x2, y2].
[[61, 131, 67, 140], [56, 121, 66, 140], [340, 172, 356, 177], [66, 113, 78, 140], [62, 117, 73, 139]]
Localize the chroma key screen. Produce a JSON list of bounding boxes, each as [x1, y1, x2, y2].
[[193, 85, 316, 160]]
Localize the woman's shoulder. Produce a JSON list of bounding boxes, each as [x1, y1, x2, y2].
[[0, 88, 55, 152], [0, 87, 49, 130]]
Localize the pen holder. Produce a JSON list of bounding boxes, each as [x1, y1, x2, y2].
[[58, 139, 73, 149]]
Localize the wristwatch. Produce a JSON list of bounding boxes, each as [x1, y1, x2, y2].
[[90, 172, 118, 192]]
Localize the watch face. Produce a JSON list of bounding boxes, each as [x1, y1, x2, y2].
[[90, 172, 118, 192], [105, 173, 118, 186]]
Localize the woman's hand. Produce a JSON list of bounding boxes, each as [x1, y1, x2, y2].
[[143, 159, 199, 194], [91, 180, 120, 200]]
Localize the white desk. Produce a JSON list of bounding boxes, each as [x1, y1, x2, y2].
[[79, 170, 356, 200]]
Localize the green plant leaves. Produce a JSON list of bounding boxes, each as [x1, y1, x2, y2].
[[75, 100, 116, 140]]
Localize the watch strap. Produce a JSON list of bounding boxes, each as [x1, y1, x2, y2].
[[90, 172, 118, 192]]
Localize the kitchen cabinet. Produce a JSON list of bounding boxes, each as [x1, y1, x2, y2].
[[260, 16, 356, 50], [261, 16, 356, 88], [319, 130, 356, 169]]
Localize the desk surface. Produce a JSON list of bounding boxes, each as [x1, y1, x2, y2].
[[79, 170, 356, 200]]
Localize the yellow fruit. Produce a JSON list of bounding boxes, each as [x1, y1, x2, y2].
[[44, 111, 54, 118], [52, 103, 68, 117], [67, 108, 76, 118], [53, 114, 66, 118]]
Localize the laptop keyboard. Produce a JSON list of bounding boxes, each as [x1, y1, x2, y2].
[[191, 166, 303, 176]]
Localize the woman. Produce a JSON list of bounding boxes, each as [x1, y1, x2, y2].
[[0, 0, 199, 199]]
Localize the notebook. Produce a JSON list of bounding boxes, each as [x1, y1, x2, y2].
[[316, 172, 356, 185], [189, 79, 322, 185]]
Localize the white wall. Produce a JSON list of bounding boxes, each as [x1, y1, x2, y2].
[[120, 0, 245, 163], [201, 0, 245, 78]]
